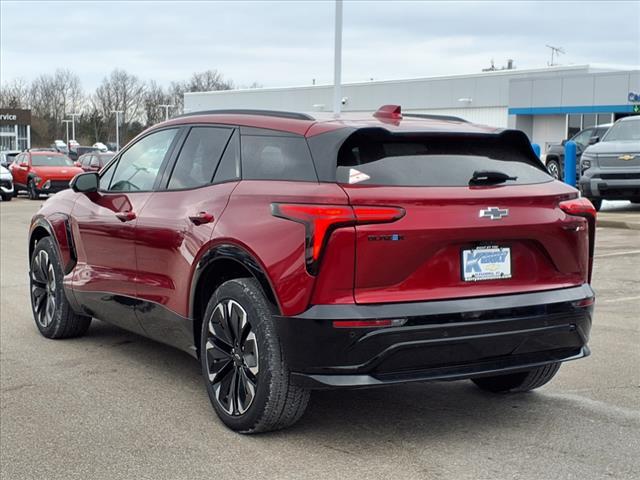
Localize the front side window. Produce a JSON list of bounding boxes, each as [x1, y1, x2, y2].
[[572, 129, 593, 148], [241, 134, 317, 181], [108, 129, 177, 191], [167, 127, 233, 189]]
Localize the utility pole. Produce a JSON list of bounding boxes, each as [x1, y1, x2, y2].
[[67, 112, 81, 141], [158, 104, 174, 122], [62, 119, 72, 146], [332, 0, 343, 116], [111, 110, 123, 151]]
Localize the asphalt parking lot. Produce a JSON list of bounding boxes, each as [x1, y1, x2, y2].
[[1, 197, 639, 480]]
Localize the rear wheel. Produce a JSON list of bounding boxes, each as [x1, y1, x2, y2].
[[30, 237, 92, 338], [200, 278, 309, 433], [27, 179, 39, 200], [471, 363, 561, 393], [546, 159, 561, 179], [0, 193, 11, 202]]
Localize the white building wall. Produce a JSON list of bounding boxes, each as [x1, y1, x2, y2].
[[409, 107, 508, 128], [531, 115, 566, 151]]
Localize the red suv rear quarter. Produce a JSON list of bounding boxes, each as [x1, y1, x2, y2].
[[10, 150, 82, 199], [28, 107, 596, 433]]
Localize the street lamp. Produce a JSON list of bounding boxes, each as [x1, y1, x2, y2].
[[111, 110, 123, 151], [62, 119, 72, 146], [158, 104, 175, 122], [67, 112, 81, 142], [333, 0, 343, 116]]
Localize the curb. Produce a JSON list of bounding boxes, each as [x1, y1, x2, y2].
[[596, 219, 640, 230]]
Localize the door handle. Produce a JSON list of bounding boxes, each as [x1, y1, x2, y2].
[[115, 211, 136, 222], [188, 211, 214, 225]]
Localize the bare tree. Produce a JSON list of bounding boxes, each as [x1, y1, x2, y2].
[[144, 81, 172, 126], [95, 69, 145, 143], [0, 78, 30, 108]]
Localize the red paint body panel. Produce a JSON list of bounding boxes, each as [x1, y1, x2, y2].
[[340, 181, 587, 303], [218, 181, 349, 316], [134, 182, 238, 316]]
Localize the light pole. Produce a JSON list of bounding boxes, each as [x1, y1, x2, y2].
[[111, 110, 123, 151], [333, 0, 343, 116], [62, 119, 72, 146], [67, 112, 81, 141], [158, 104, 174, 122]]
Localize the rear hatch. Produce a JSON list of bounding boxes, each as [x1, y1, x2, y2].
[[335, 129, 591, 304]]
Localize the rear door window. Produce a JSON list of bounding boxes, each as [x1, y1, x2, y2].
[[241, 134, 317, 181], [336, 132, 551, 187], [167, 127, 233, 189]]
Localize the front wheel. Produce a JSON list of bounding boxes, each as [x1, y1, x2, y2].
[[30, 237, 92, 338], [200, 278, 309, 433], [471, 363, 561, 393], [546, 159, 561, 180], [0, 193, 11, 202], [27, 179, 39, 200]]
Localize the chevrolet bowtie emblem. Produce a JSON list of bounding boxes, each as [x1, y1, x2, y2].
[[479, 207, 509, 220], [619, 154, 635, 161]]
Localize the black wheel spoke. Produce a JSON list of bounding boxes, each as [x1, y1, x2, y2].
[[205, 298, 259, 416]]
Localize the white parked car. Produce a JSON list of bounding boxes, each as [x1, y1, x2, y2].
[[92, 142, 109, 152], [0, 165, 14, 201]]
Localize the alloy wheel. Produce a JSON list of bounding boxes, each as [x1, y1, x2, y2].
[[30, 249, 56, 328], [205, 299, 259, 416]]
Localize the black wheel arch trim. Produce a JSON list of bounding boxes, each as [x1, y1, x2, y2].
[[189, 243, 280, 319], [29, 214, 77, 275]]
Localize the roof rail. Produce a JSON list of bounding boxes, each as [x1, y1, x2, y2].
[[403, 113, 469, 123], [177, 109, 315, 121]]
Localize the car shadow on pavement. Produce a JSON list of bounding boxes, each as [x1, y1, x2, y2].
[[77, 320, 580, 442]]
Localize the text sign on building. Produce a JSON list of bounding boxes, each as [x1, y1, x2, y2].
[[629, 92, 640, 103], [0, 109, 31, 126]]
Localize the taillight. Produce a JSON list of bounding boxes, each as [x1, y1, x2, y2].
[[333, 318, 407, 329], [271, 203, 405, 274], [559, 198, 597, 282]]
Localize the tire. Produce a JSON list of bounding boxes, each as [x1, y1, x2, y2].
[[0, 193, 11, 202], [471, 362, 561, 393], [200, 277, 309, 433], [27, 179, 39, 200], [546, 159, 561, 180], [588, 198, 603, 211], [29, 236, 92, 338]]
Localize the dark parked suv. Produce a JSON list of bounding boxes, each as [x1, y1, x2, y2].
[[29, 107, 596, 433], [544, 124, 611, 180]]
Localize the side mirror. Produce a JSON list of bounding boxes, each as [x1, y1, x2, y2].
[[89, 159, 100, 169], [70, 172, 99, 193], [561, 139, 567, 146], [589, 136, 599, 145], [20, 162, 29, 168]]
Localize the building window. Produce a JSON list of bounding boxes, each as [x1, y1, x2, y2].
[[582, 114, 596, 129], [568, 114, 581, 138], [597, 113, 612, 125]]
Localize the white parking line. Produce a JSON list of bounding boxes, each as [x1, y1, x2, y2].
[[594, 250, 640, 258], [600, 295, 640, 304]]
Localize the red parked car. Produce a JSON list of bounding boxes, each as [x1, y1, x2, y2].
[[28, 107, 596, 433], [10, 149, 83, 200], [77, 152, 115, 172]]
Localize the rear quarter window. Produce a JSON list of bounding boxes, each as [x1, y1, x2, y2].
[[241, 135, 317, 181], [336, 132, 551, 187]]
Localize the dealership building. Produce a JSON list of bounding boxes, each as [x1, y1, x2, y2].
[[0, 108, 31, 152], [184, 64, 639, 152]]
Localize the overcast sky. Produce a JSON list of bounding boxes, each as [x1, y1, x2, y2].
[[1, 1, 639, 91]]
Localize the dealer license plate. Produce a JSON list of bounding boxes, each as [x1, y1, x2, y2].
[[462, 246, 511, 282]]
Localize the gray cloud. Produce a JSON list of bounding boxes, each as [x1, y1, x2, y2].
[[1, 0, 638, 91]]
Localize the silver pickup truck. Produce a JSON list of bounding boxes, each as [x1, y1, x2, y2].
[[579, 115, 640, 211]]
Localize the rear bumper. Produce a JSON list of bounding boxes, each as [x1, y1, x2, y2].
[[274, 285, 594, 389]]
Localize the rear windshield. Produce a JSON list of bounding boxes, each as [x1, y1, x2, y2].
[[31, 155, 74, 166], [336, 132, 551, 187]]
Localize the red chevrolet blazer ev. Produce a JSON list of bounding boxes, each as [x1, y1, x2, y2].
[[28, 106, 596, 433]]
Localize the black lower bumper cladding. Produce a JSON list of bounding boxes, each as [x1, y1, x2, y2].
[[274, 285, 594, 389]]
